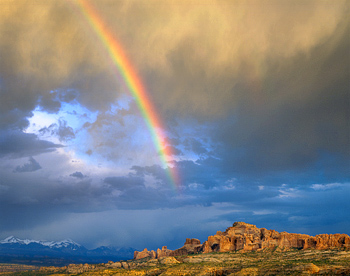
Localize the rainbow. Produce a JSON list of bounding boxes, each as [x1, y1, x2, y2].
[[75, 0, 180, 190]]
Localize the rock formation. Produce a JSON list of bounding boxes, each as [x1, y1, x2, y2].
[[134, 222, 350, 260], [156, 246, 172, 258], [133, 248, 156, 260], [134, 238, 202, 260], [202, 222, 350, 253], [170, 238, 202, 257]]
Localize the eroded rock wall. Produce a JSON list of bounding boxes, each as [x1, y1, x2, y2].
[[134, 222, 350, 259], [203, 222, 350, 253]]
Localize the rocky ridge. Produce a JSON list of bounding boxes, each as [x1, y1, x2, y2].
[[134, 222, 350, 260]]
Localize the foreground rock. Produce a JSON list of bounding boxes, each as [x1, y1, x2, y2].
[[134, 222, 350, 260]]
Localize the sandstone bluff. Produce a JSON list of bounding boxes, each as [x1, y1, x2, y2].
[[134, 222, 350, 260]]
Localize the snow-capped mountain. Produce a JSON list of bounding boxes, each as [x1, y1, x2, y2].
[[0, 236, 82, 249], [0, 236, 135, 265]]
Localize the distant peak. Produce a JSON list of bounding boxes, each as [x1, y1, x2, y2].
[[2, 236, 34, 245], [0, 236, 81, 248], [1, 236, 18, 243]]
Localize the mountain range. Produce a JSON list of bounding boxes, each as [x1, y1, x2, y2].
[[0, 236, 135, 266]]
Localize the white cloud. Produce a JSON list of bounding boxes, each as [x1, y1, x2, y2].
[[311, 183, 343, 190], [278, 185, 302, 198]]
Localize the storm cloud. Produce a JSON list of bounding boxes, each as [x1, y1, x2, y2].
[[0, 0, 349, 250], [13, 157, 41, 173], [0, 130, 62, 158]]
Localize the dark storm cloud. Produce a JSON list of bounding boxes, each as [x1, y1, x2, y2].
[[128, 1, 348, 120], [57, 89, 79, 103], [70, 171, 85, 179], [102, 172, 183, 209], [0, 108, 33, 130], [0, 0, 348, 175], [39, 123, 56, 136], [183, 138, 208, 156], [104, 176, 144, 190], [38, 89, 79, 114], [0, 170, 174, 231], [0, 129, 62, 158], [38, 92, 61, 114], [56, 120, 75, 142], [39, 120, 75, 142], [0, 0, 349, 249], [127, 155, 349, 234], [207, 21, 350, 179], [13, 157, 41, 173], [131, 165, 170, 184], [177, 158, 232, 190], [0, 1, 119, 133], [216, 183, 350, 236], [1, 0, 347, 131], [0, 174, 115, 231], [1, 156, 348, 243]]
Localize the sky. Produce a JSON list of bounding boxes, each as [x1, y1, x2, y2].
[[0, 0, 349, 251]]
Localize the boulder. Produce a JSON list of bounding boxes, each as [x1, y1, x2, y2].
[[158, 256, 180, 264], [108, 262, 122, 268], [294, 263, 320, 274]]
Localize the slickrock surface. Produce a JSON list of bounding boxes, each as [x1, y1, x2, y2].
[[134, 222, 350, 260]]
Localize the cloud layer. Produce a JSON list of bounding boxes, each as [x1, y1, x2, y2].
[[0, 0, 349, 249]]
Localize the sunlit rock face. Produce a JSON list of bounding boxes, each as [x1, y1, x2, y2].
[[134, 222, 350, 259], [133, 248, 156, 260], [202, 222, 350, 253], [134, 238, 202, 260]]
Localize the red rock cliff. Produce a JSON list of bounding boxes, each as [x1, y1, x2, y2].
[[134, 222, 350, 259], [202, 222, 350, 253]]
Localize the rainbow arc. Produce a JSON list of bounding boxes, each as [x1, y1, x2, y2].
[[76, 0, 180, 190]]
